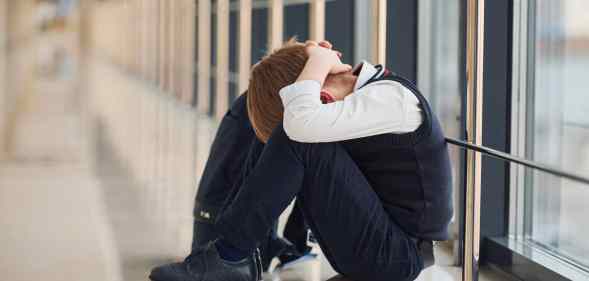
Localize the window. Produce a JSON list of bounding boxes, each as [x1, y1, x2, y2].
[[326, 0, 355, 64], [513, 0, 589, 270], [417, 0, 463, 254], [387, 0, 418, 81], [229, 0, 239, 102], [251, 3, 268, 64], [284, 2, 309, 41], [193, 1, 199, 106], [210, 0, 217, 116]]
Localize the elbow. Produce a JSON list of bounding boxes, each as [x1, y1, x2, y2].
[[283, 119, 319, 143]]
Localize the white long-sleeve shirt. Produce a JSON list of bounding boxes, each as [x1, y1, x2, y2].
[[279, 61, 423, 143]]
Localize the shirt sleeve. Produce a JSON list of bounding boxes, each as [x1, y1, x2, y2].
[[279, 80, 421, 143]]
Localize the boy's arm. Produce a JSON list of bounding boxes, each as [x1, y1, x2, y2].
[[280, 80, 416, 143]]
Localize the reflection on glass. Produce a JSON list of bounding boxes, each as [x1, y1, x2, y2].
[[527, 0, 589, 268], [417, 0, 462, 241]]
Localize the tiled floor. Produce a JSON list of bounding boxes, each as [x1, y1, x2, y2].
[[0, 39, 510, 281]]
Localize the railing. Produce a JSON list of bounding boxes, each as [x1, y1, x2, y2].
[[446, 138, 589, 186], [448, 136, 589, 281]]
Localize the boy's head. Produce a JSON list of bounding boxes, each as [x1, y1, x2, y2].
[[247, 39, 308, 143], [247, 39, 357, 143]]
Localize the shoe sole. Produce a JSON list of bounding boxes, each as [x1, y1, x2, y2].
[[274, 253, 318, 271]]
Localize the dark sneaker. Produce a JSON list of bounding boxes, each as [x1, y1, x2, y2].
[[149, 242, 262, 281], [261, 236, 298, 270]]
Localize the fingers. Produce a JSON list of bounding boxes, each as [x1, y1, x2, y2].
[[305, 40, 319, 48], [330, 63, 353, 74], [306, 40, 334, 50], [318, 40, 333, 49]]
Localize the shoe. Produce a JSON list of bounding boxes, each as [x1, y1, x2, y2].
[[261, 236, 298, 270], [275, 252, 318, 271], [149, 241, 262, 281]]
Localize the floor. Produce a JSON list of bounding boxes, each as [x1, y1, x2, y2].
[[0, 37, 510, 281]]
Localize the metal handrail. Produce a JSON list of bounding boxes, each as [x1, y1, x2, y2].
[[446, 137, 589, 186]]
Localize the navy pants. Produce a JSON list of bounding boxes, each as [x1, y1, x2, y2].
[[216, 125, 423, 281], [192, 95, 310, 267]]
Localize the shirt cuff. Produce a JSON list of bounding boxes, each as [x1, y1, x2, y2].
[[279, 80, 322, 106]]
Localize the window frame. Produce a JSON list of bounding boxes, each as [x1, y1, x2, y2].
[[481, 0, 589, 280], [413, 0, 589, 279]]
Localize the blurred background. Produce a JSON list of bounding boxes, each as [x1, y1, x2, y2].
[[0, 0, 588, 281]]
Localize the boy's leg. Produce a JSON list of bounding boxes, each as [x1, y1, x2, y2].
[[192, 95, 254, 247], [282, 200, 312, 256], [216, 126, 423, 281]]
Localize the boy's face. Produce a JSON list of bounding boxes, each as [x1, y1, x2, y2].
[[323, 70, 358, 101]]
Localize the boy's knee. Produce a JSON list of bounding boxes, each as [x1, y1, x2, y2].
[[267, 124, 345, 162]]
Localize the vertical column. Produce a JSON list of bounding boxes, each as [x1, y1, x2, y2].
[[159, 0, 166, 88], [165, 0, 172, 92], [134, 0, 141, 73], [139, 0, 146, 78], [180, 0, 188, 100], [169, 0, 177, 95], [309, 0, 325, 42], [151, 0, 158, 82], [238, 0, 252, 94], [268, 0, 283, 51], [215, 0, 230, 119], [462, 0, 485, 280], [177, 0, 185, 100], [183, 0, 197, 104], [371, 0, 387, 65], [197, 0, 211, 113], [0, 0, 5, 158]]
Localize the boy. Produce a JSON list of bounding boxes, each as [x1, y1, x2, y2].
[[151, 40, 452, 281], [150, 94, 313, 281]]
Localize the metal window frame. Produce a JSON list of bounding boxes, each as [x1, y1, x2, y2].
[[462, 1, 485, 280], [509, 0, 529, 241]]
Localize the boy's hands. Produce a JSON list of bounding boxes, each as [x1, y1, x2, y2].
[[304, 40, 352, 74], [296, 40, 352, 85]]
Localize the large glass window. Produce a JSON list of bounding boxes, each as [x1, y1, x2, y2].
[[417, 0, 463, 251], [251, 3, 269, 64], [326, 0, 355, 65], [229, 0, 239, 102], [284, 2, 309, 41], [515, 0, 589, 270], [210, 0, 217, 116]]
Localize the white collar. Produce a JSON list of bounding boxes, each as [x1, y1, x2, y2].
[[352, 61, 383, 91]]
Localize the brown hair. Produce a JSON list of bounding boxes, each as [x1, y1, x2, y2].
[[247, 39, 308, 143]]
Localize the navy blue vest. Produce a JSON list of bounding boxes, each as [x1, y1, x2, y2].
[[340, 69, 453, 241]]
